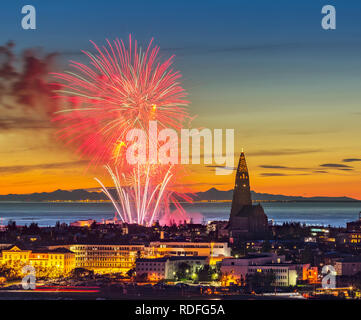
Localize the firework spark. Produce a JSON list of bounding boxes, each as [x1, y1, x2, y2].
[[95, 164, 178, 226], [53, 36, 193, 226], [53, 35, 190, 167]]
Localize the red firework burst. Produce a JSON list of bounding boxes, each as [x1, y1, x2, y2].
[[52, 35, 190, 167]]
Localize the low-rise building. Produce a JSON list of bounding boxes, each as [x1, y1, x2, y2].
[[1, 245, 75, 274], [70, 219, 96, 227], [247, 264, 298, 287], [221, 253, 314, 287], [136, 256, 208, 281], [148, 241, 231, 264], [346, 213, 361, 232], [336, 232, 361, 246], [49, 243, 146, 274], [335, 256, 361, 276]]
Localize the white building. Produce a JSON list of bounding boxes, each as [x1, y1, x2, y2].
[[148, 241, 231, 259], [136, 256, 208, 281], [247, 264, 298, 287], [221, 253, 304, 287]]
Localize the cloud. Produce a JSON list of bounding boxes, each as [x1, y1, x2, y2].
[[260, 173, 287, 177], [248, 148, 322, 156], [0, 161, 87, 174], [320, 163, 353, 168], [173, 182, 228, 188], [313, 170, 328, 174], [343, 158, 361, 163], [0, 117, 52, 131], [0, 41, 60, 130], [259, 165, 307, 170], [259, 165, 287, 169], [260, 172, 310, 177]]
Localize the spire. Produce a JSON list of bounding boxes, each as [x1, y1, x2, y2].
[[230, 151, 252, 217]]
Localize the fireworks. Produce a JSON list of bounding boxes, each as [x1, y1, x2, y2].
[[53, 35, 193, 226], [95, 165, 174, 226], [53, 35, 190, 166]]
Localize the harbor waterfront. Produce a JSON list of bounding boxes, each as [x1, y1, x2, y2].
[[0, 201, 360, 227]]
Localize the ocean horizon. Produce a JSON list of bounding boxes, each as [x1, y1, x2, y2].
[[0, 201, 360, 228]]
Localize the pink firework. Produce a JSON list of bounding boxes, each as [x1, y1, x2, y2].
[[53, 35, 190, 167], [52, 36, 194, 225]]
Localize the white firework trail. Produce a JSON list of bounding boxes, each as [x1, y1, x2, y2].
[[94, 164, 173, 226]]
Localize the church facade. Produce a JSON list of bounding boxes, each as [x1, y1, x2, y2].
[[228, 152, 269, 239]]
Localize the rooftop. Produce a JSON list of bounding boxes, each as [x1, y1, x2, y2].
[[137, 256, 208, 263]]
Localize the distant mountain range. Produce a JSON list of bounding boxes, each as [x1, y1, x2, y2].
[[0, 187, 358, 202], [194, 188, 358, 202]]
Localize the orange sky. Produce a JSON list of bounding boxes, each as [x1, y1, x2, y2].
[[1, 116, 360, 199]]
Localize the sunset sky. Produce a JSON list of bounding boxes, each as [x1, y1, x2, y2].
[[1, 0, 361, 199]]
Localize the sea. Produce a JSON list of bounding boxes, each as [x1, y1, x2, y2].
[[0, 201, 360, 228]]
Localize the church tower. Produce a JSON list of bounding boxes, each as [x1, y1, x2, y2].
[[228, 150, 268, 239], [230, 151, 252, 217]]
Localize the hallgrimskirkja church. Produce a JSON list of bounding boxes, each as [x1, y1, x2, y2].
[[228, 151, 268, 239]]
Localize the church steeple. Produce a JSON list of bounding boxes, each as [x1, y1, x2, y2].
[[230, 151, 252, 217]]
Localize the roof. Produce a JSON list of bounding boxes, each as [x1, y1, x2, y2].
[[235, 204, 267, 218], [235, 254, 272, 260], [339, 256, 361, 263], [137, 256, 208, 263], [168, 256, 207, 261], [48, 247, 73, 253], [137, 257, 168, 263], [1, 245, 73, 254]]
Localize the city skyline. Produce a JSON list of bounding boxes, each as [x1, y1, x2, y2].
[[1, 1, 361, 199]]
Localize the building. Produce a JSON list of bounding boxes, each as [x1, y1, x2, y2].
[[136, 256, 208, 281], [336, 232, 361, 246], [247, 264, 299, 287], [335, 257, 361, 276], [49, 243, 146, 274], [221, 253, 314, 287], [70, 219, 96, 227], [346, 212, 361, 232], [206, 221, 229, 238], [228, 152, 268, 239], [1, 245, 75, 274], [148, 241, 231, 264], [221, 253, 285, 281], [46, 241, 229, 274]]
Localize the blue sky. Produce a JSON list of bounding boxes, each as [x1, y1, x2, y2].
[[1, 1, 360, 118], [2, 1, 361, 197]]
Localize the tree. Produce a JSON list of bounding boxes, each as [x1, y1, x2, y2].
[[135, 272, 148, 282], [28, 222, 39, 233], [71, 267, 94, 279], [127, 268, 135, 278], [197, 264, 220, 282], [176, 262, 191, 280], [7, 220, 16, 231], [246, 271, 276, 292], [0, 262, 24, 280]]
